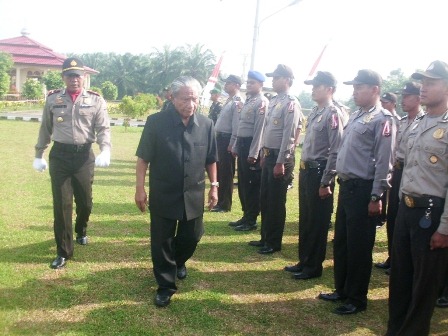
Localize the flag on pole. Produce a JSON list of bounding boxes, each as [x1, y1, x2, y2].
[[207, 52, 225, 85], [201, 52, 225, 108], [307, 39, 332, 78]]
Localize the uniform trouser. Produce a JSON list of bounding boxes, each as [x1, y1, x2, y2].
[[385, 168, 403, 261], [150, 212, 204, 296], [216, 133, 235, 211], [49, 148, 94, 259], [386, 202, 448, 336], [237, 137, 261, 223], [298, 166, 334, 276], [333, 178, 377, 309], [260, 154, 294, 249]]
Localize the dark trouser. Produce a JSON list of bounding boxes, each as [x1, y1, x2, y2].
[[333, 178, 377, 309], [237, 137, 261, 223], [150, 212, 204, 296], [49, 145, 94, 259], [216, 133, 235, 211], [385, 167, 403, 261], [298, 164, 333, 276], [260, 153, 294, 250], [387, 202, 448, 336]]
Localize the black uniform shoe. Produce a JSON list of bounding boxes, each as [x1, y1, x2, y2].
[[317, 291, 346, 302], [154, 293, 171, 307], [210, 206, 229, 213], [257, 246, 280, 254], [234, 223, 257, 231], [50, 256, 66, 269], [374, 261, 390, 269], [76, 235, 88, 245], [248, 240, 264, 247], [177, 265, 187, 280], [436, 296, 448, 308], [292, 272, 321, 280], [284, 263, 303, 273], [229, 218, 245, 227], [333, 303, 366, 315]]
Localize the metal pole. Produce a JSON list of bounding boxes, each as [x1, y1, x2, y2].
[[249, 0, 261, 71]]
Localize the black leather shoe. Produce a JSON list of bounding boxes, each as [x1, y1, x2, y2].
[[210, 206, 229, 213], [292, 272, 321, 280], [258, 246, 280, 255], [374, 261, 390, 269], [50, 256, 66, 269], [177, 265, 187, 280], [248, 240, 264, 247], [436, 296, 448, 308], [234, 223, 257, 231], [333, 303, 366, 315], [229, 218, 245, 227], [284, 263, 303, 273], [317, 291, 346, 302], [76, 235, 88, 245], [154, 293, 171, 307]]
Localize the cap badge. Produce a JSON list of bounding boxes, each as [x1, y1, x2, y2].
[[429, 155, 438, 164], [433, 128, 444, 139], [70, 60, 77, 66]]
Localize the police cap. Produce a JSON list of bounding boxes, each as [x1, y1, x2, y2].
[[396, 82, 421, 96], [225, 75, 242, 85], [380, 92, 397, 103], [304, 71, 337, 87], [247, 70, 265, 83], [343, 69, 382, 86], [62, 57, 85, 76], [266, 64, 294, 79], [210, 88, 221, 94], [411, 60, 448, 80]]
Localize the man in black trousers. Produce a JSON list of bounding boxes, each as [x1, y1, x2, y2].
[[135, 76, 218, 307]]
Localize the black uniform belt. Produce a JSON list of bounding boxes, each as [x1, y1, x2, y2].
[[394, 160, 404, 170], [402, 194, 445, 208], [216, 132, 231, 138], [237, 136, 253, 144], [300, 160, 327, 170], [53, 141, 91, 153], [337, 178, 373, 187], [262, 147, 280, 157]]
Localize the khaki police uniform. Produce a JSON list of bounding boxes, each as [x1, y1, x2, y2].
[[35, 88, 111, 259], [259, 93, 301, 251], [334, 104, 396, 309], [297, 104, 345, 277], [214, 94, 241, 211], [388, 112, 448, 335], [232, 92, 269, 225]]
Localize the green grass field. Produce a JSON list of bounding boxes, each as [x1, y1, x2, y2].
[[0, 120, 446, 336]]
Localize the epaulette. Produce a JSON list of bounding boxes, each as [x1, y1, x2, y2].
[[287, 94, 296, 101], [416, 114, 425, 121], [87, 89, 100, 96], [381, 108, 393, 117], [47, 89, 62, 96]]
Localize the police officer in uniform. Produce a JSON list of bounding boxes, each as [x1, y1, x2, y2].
[[160, 87, 173, 112], [375, 82, 424, 274], [212, 75, 242, 212], [284, 71, 345, 279], [33, 57, 111, 269], [318, 69, 396, 314], [229, 70, 269, 232], [254, 64, 301, 254], [387, 60, 448, 336], [208, 88, 222, 124]]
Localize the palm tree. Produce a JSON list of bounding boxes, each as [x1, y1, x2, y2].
[[179, 44, 216, 86]]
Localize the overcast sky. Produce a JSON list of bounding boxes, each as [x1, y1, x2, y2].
[[1, 0, 447, 99]]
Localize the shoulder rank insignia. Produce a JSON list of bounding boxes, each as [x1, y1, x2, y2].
[[47, 89, 62, 96], [87, 90, 100, 96]]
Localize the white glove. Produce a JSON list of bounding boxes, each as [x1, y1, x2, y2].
[[33, 158, 48, 172], [95, 149, 111, 167]]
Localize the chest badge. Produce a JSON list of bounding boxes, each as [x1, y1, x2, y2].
[[433, 128, 445, 139], [56, 96, 64, 104], [273, 119, 278, 125], [363, 114, 374, 123], [429, 155, 438, 164], [57, 117, 63, 123]]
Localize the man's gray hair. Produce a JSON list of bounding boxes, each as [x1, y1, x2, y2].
[[171, 76, 202, 97]]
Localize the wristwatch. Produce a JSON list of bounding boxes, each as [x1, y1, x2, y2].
[[211, 182, 219, 187], [370, 194, 381, 202]]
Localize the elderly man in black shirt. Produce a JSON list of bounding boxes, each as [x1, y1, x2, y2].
[[135, 76, 218, 307]]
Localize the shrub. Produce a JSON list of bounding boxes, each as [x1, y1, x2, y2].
[[21, 79, 44, 99], [101, 81, 118, 101]]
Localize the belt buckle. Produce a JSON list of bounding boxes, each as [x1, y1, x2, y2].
[[300, 160, 306, 170], [263, 148, 270, 157], [404, 195, 415, 208]]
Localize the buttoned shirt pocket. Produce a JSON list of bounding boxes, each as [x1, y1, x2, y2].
[[312, 119, 325, 132], [351, 123, 368, 148], [420, 139, 448, 171]]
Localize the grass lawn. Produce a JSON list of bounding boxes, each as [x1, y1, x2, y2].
[[0, 120, 446, 336]]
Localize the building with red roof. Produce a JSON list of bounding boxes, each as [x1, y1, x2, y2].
[[0, 29, 97, 97]]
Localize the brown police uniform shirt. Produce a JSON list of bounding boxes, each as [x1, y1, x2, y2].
[[35, 88, 111, 158], [262, 93, 302, 164], [401, 112, 448, 234], [336, 104, 396, 196], [301, 104, 346, 185], [233, 92, 269, 159]]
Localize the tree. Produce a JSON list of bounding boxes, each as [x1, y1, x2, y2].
[[0, 52, 13, 97], [179, 44, 216, 86], [382, 68, 409, 95], [42, 71, 64, 90], [101, 81, 118, 100], [21, 78, 44, 99], [297, 91, 314, 112], [89, 86, 103, 96]]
